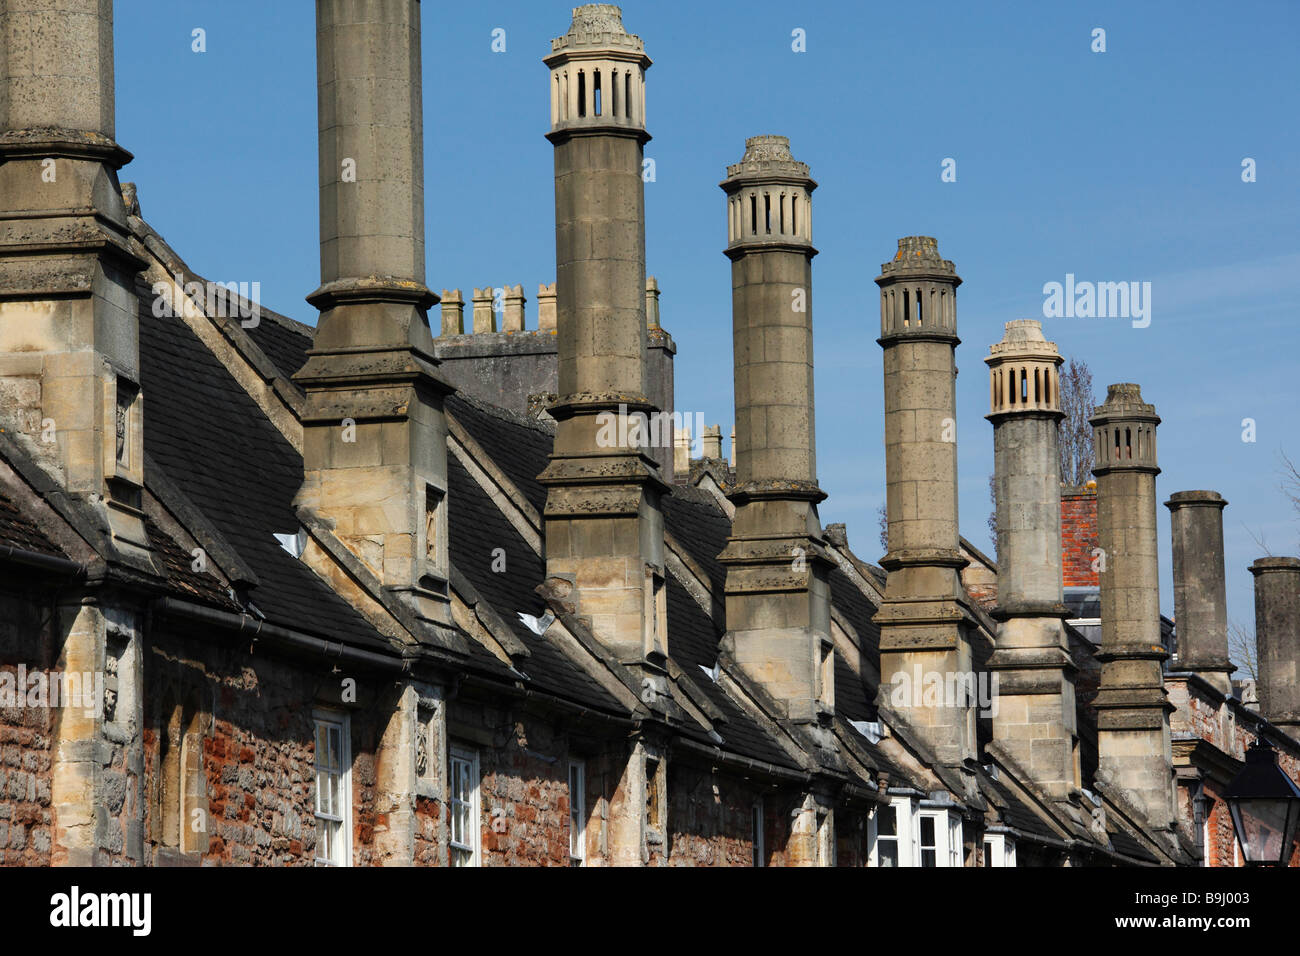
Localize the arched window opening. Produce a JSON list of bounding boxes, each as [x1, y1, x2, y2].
[[915, 289, 923, 325], [593, 69, 602, 116], [792, 196, 799, 236], [1020, 368, 1028, 402], [611, 69, 618, 118], [625, 73, 632, 118], [779, 193, 786, 233], [577, 70, 586, 117], [750, 195, 757, 235], [1034, 368, 1041, 403], [903, 289, 911, 327], [764, 194, 772, 234]]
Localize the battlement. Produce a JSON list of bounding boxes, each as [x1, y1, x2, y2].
[[549, 5, 646, 57], [437, 277, 663, 337]]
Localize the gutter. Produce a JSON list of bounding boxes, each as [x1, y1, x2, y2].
[[0, 544, 86, 578], [675, 735, 812, 785], [153, 596, 410, 674]]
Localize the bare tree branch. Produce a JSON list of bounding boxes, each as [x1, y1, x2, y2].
[[1228, 618, 1258, 682], [1057, 357, 1095, 486]]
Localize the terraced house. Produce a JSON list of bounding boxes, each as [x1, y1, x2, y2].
[[0, 0, 1296, 868]]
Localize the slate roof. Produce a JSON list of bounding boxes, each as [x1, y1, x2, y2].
[[446, 453, 624, 711], [136, 276, 390, 651], [0, 485, 68, 560]]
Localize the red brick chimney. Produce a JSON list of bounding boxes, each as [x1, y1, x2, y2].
[[1061, 483, 1099, 587]]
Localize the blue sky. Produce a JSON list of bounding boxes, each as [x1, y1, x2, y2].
[[115, 1, 1300, 638]]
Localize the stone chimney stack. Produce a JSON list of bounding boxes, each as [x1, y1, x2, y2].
[[717, 135, 834, 726], [440, 288, 465, 335], [985, 320, 1077, 798], [294, 0, 456, 639], [1250, 557, 1300, 733], [700, 424, 722, 460], [0, 0, 151, 565], [1090, 384, 1175, 829], [502, 284, 526, 332], [537, 282, 558, 332], [874, 237, 976, 773], [471, 287, 496, 333], [1166, 491, 1234, 695], [645, 276, 661, 329], [539, 5, 669, 671]]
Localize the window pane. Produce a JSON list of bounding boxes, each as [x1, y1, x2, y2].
[[919, 816, 935, 847], [878, 806, 896, 837], [879, 838, 898, 868], [921, 848, 937, 868]]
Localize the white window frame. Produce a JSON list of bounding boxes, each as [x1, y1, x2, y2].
[[569, 759, 586, 866], [450, 745, 480, 867], [868, 795, 916, 867], [917, 807, 962, 868], [983, 832, 1016, 867], [752, 798, 765, 868], [313, 710, 352, 867]]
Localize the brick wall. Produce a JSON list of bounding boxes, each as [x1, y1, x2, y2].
[[0, 595, 53, 866], [1061, 487, 1099, 587]]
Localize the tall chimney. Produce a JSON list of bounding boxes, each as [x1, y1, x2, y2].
[[985, 320, 1077, 798], [1166, 491, 1234, 695], [0, 0, 153, 866], [539, 5, 669, 671], [0, 0, 150, 562], [716, 135, 833, 726], [294, 0, 456, 639], [874, 237, 976, 773], [1090, 384, 1175, 828], [1250, 557, 1300, 733]]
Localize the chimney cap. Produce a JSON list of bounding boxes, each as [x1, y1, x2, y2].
[[1249, 556, 1300, 575], [1090, 382, 1160, 425], [986, 319, 1061, 363], [876, 236, 959, 282], [1165, 490, 1227, 510], [548, 4, 649, 62], [721, 134, 816, 190]]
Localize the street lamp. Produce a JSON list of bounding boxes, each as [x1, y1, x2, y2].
[[1225, 740, 1300, 867]]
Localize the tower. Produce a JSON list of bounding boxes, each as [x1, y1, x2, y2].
[[985, 320, 1077, 798], [874, 237, 977, 773], [1090, 384, 1176, 829], [717, 136, 833, 726], [538, 5, 669, 671]]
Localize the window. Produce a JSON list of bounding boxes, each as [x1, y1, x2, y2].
[[752, 799, 765, 867], [983, 833, 1016, 867], [918, 808, 962, 867], [919, 814, 938, 867], [874, 803, 899, 867], [569, 760, 586, 866], [868, 796, 915, 867], [450, 745, 480, 867], [314, 711, 351, 867]]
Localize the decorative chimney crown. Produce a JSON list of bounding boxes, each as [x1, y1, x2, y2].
[[986, 319, 1063, 418], [546, 5, 650, 135], [1090, 383, 1160, 475], [721, 136, 815, 251], [875, 237, 960, 339]]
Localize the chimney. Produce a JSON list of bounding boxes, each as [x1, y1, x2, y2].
[[716, 135, 834, 726], [1090, 384, 1176, 829], [539, 6, 669, 673], [729, 426, 736, 467], [985, 320, 1078, 799], [1166, 491, 1234, 695], [502, 283, 526, 332], [294, 0, 456, 639], [874, 237, 976, 773], [673, 424, 691, 478], [700, 424, 722, 460], [471, 287, 496, 332], [0, 0, 151, 565], [645, 276, 661, 329], [1250, 557, 1300, 733], [440, 289, 465, 335], [537, 282, 557, 332]]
